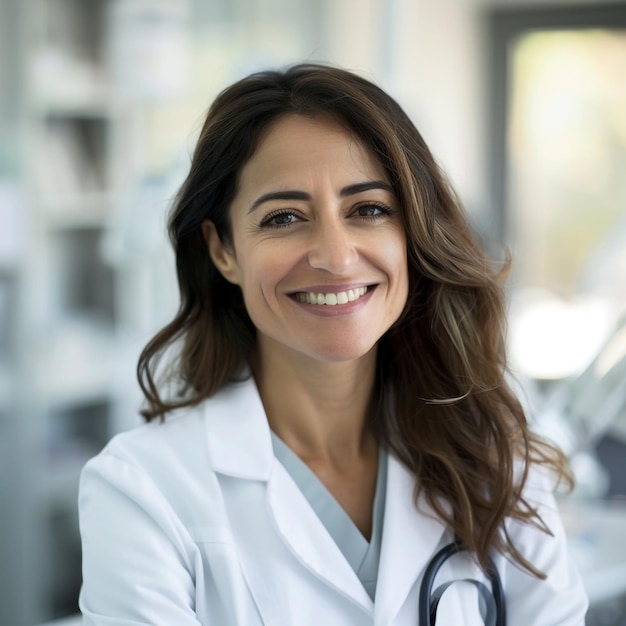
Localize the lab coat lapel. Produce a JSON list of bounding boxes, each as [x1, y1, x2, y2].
[[267, 463, 374, 613], [375, 454, 448, 625], [205, 377, 373, 614]]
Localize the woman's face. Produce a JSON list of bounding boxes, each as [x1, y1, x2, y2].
[[205, 114, 409, 365]]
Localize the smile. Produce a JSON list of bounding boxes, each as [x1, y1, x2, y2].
[[294, 286, 369, 306]]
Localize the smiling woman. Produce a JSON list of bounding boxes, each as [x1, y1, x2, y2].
[[202, 114, 408, 364], [77, 64, 588, 626]]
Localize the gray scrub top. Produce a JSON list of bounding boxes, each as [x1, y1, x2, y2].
[[271, 433, 388, 601]]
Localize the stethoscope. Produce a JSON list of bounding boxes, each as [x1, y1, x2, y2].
[[418, 540, 506, 626]]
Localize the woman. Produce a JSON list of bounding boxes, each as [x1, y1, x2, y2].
[[79, 64, 588, 625]]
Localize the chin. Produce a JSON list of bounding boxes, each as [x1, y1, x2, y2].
[[306, 341, 378, 364]]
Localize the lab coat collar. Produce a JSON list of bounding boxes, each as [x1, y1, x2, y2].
[[269, 451, 450, 619], [203, 376, 274, 481], [204, 377, 373, 612], [267, 463, 374, 613]]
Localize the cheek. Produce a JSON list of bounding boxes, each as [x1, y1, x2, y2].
[[382, 230, 408, 281], [237, 245, 290, 303], [385, 234, 410, 313]]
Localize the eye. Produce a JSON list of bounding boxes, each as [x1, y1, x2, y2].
[[353, 202, 395, 220], [259, 209, 302, 229]]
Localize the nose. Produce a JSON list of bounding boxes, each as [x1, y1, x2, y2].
[[307, 220, 358, 274]]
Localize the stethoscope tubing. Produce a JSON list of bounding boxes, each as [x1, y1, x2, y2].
[[418, 541, 506, 626]]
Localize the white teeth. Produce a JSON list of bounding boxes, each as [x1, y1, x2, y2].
[[296, 286, 368, 306]]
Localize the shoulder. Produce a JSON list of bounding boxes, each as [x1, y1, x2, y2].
[[497, 463, 588, 625], [78, 400, 241, 624], [79, 403, 218, 522], [86, 376, 257, 479], [79, 384, 241, 516], [503, 462, 570, 563], [95, 403, 209, 476], [79, 377, 268, 519], [508, 461, 566, 540]]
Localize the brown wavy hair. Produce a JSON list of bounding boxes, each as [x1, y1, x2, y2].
[[137, 63, 571, 577]]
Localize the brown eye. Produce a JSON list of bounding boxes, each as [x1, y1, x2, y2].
[[353, 203, 394, 219], [260, 210, 301, 229], [357, 205, 381, 217], [272, 213, 294, 225]]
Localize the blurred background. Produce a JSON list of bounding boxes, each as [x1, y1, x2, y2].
[[0, 0, 625, 624]]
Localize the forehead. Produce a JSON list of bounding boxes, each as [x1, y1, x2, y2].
[[237, 114, 389, 191]]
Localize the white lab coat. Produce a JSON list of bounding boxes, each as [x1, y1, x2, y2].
[[78, 377, 588, 625]]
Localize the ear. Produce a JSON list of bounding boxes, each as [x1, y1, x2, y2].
[[201, 220, 241, 285]]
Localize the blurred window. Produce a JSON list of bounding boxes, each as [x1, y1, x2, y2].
[[490, 6, 626, 381], [509, 29, 626, 300]]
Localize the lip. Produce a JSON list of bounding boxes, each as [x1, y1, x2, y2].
[[288, 284, 377, 316]]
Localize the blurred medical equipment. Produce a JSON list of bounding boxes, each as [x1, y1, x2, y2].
[[532, 313, 626, 498]]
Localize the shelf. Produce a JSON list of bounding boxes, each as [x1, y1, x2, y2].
[[6, 0, 140, 623], [0, 362, 13, 409], [30, 91, 115, 119], [42, 500, 83, 619], [33, 318, 116, 407], [42, 231, 116, 324], [34, 191, 115, 228], [0, 276, 16, 387], [36, 445, 98, 507], [37, 396, 111, 506], [31, 114, 112, 200], [28, 0, 109, 117]]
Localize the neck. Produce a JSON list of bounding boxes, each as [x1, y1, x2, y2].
[[254, 341, 378, 465]]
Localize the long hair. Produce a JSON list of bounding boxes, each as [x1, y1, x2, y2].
[[137, 63, 571, 577]]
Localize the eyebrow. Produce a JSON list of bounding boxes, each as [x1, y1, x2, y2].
[[248, 180, 393, 213]]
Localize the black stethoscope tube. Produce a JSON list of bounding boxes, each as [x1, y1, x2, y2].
[[418, 541, 506, 626]]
